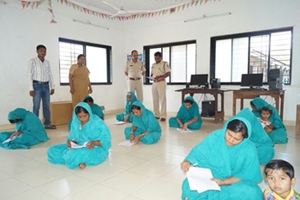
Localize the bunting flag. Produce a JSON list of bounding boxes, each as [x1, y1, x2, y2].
[[20, 0, 220, 21]]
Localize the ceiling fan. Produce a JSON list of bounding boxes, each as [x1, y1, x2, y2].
[[102, 1, 151, 18]]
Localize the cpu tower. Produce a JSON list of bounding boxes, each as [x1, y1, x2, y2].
[[201, 101, 215, 117], [268, 69, 283, 90]]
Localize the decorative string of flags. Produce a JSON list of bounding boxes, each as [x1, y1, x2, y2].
[[21, 0, 56, 23], [20, 0, 219, 22]]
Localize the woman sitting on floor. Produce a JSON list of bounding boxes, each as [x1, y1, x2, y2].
[[0, 108, 49, 149], [68, 96, 104, 130], [235, 108, 274, 165], [250, 97, 288, 144], [169, 96, 202, 130], [48, 102, 111, 169], [116, 91, 138, 122], [124, 101, 161, 144], [181, 117, 263, 200]]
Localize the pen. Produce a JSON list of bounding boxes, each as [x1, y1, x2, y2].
[[191, 163, 198, 167]]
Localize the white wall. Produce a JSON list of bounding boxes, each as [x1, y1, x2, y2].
[[1, 0, 300, 126], [0, 1, 127, 125], [123, 0, 300, 122]]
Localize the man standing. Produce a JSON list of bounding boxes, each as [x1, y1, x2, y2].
[[151, 52, 170, 121], [124, 50, 146, 103], [28, 45, 56, 129]]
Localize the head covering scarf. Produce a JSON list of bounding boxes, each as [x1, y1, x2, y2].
[[132, 101, 161, 133], [251, 97, 287, 144], [124, 91, 138, 115], [182, 117, 262, 199], [235, 108, 274, 164], [68, 102, 111, 151], [0, 108, 48, 149], [83, 96, 104, 119], [176, 96, 202, 124]]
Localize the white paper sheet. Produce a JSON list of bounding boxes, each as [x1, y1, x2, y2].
[[186, 167, 221, 194], [114, 121, 128, 125], [2, 136, 17, 144], [118, 140, 135, 146], [69, 141, 88, 149], [177, 128, 192, 133], [147, 76, 156, 81]]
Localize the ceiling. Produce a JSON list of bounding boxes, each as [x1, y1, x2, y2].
[[72, 0, 192, 14]]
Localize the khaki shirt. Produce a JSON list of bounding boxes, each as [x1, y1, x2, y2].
[[124, 60, 145, 78], [151, 61, 170, 77]]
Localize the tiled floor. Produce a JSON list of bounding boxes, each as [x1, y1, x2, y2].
[[0, 114, 299, 200]]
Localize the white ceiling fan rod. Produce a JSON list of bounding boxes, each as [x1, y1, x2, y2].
[[73, 19, 109, 30], [184, 12, 231, 23]]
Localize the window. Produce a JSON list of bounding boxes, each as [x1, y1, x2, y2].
[[144, 40, 196, 84], [210, 27, 292, 85], [59, 38, 111, 85]]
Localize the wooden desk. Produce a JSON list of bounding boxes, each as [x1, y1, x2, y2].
[[232, 90, 285, 120], [176, 88, 226, 123]]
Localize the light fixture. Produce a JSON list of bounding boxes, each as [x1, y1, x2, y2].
[[184, 12, 231, 23], [73, 19, 109, 30], [0, 1, 7, 5]]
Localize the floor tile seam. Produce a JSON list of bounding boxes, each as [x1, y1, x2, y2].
[[56, 182, 100, 200], [23, 172, 72, 188], [0, 177, 34, 199], [124, 178, 158, 196]]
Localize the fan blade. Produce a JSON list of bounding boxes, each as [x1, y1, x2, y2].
[[110, 13, 120, 18], [127, 10, 152, 14], [102, 1, 120, 11]]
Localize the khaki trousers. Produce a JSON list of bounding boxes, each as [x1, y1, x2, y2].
[[128, 79, 143, 103], [152, 81, 167, 118]]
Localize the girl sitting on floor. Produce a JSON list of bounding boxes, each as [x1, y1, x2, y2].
[[116, 91, 137, 123]]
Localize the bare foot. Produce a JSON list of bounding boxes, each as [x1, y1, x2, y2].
[[185, 198, 189, 200], [79, 163, 86, 169]]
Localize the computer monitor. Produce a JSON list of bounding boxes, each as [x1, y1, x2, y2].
[[190, 74, 208, 86], [241, 74, 263, 88]]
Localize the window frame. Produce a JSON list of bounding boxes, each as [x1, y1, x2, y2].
[[210, 27, 293, 85], [144, 40, 197, 85], [58, 38, 112, 86]]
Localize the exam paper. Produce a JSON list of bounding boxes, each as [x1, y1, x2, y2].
[[177, 128, 192, 133], [147, 76, 156, 81], [70, 141, 88, 149], [114, 121, 128, 125], [118, 140, 135, 146], [187, 167, 221, 194], [2, 136, 17, 144]]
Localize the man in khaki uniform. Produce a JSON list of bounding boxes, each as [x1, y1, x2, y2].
[[151, 52, 170, 121], [124, 50, 146, 103]]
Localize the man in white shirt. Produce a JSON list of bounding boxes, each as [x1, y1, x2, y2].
[[28, 45, 56, 129], [124, 50, 146, 103], [151, 52, 170, 121]]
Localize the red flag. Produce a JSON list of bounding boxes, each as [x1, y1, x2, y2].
[[60, 0, 63, 4], [118, 16, 121, 21], [48, 8, 53, 14], [21, 1, 26, 8], [205, 0, 209, 3], [82, 7, 87, 13], [151, 12, 154, 17], [72, 3, 75, 9], [101, 13, 104, 18], [50, 19, 57, 23], [26, 2, 31, 8], [64, 0, 68, 5], [36, 1, 39, 8], [182, 4, 186, 10], [87, 9, 90, 14]]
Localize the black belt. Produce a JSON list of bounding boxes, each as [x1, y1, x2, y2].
[[33, 80, 49, 84]]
